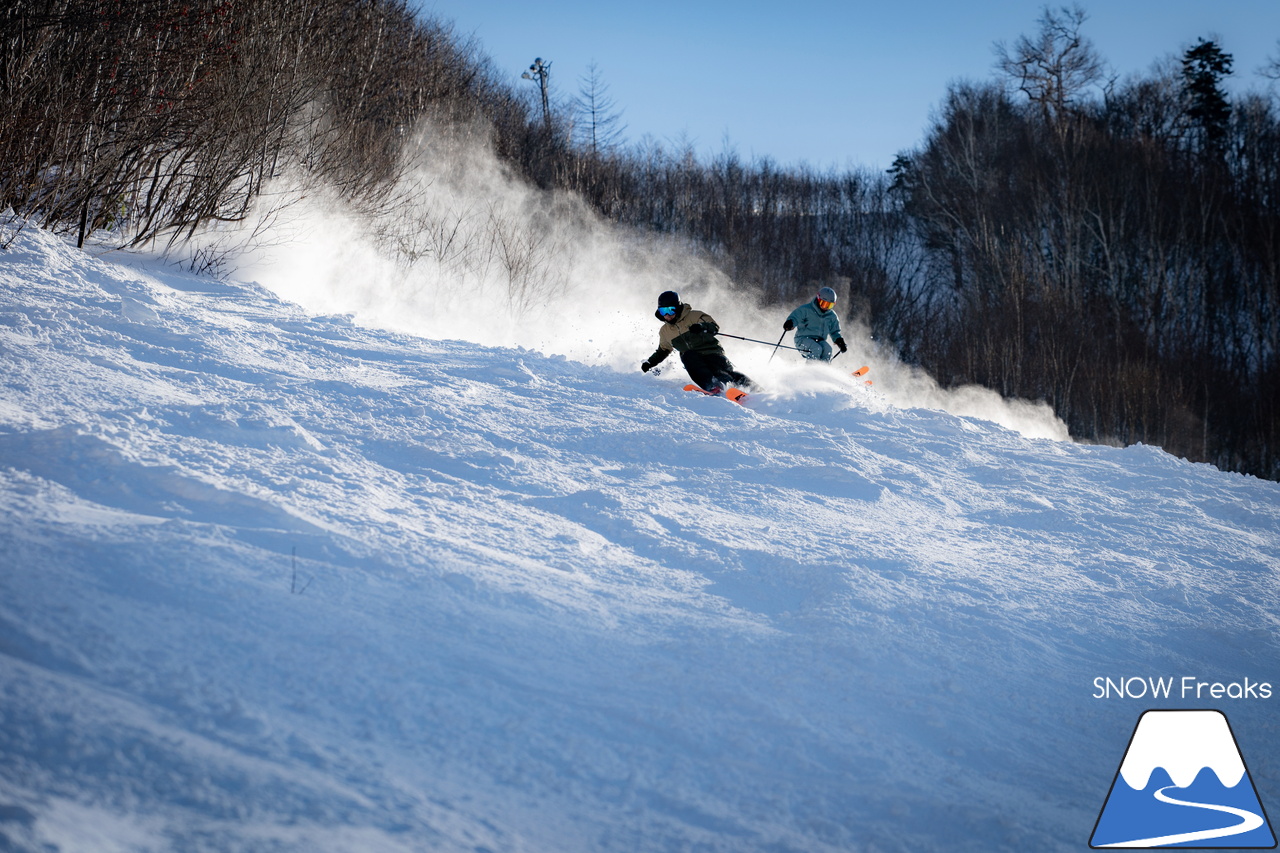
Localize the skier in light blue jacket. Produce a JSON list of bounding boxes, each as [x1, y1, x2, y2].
[[783, 286, 847, 361]]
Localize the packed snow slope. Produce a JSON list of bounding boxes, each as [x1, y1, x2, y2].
[[1, 222, 1279, 853]]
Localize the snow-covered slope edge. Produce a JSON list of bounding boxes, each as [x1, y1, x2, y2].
[[1, 224, 1278, 853]]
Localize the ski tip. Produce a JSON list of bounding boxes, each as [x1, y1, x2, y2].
[[683, 383, 747, 403], [852, 365, 870, 377]]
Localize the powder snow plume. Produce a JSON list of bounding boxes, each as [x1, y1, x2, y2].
[[185, 121, 1069, 442]]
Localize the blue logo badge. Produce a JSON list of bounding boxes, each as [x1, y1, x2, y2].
[[1091, 710, 1276, 848]]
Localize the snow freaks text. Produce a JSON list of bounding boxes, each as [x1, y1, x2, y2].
[[1092, 676, 1273, 700]]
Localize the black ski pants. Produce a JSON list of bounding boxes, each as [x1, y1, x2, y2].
[[681, 349, 752, 393]]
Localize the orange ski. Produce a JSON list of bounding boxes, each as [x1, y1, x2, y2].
[[684, 384, 749, 404]]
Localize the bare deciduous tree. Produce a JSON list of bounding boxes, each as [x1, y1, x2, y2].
[[572, 62, 626, 156], [994, 5, 1106, 121]]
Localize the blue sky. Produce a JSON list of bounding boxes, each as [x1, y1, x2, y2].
[[418, 1, 1280, 172]]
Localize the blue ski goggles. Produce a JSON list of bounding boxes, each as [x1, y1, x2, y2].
[[658, 305, 678, 317]]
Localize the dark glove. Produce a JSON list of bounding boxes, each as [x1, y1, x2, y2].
[[641, 361, 652, 373], [835, 337, 847, 353], [690, 322, 716, 336], [783, 319, 795, 331]]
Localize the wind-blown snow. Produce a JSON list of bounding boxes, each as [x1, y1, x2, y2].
[[220, 130, 1070, 443], [2, 218, 1279, 852]]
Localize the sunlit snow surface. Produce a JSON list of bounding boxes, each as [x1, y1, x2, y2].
[[2, 222, 1279, 852]]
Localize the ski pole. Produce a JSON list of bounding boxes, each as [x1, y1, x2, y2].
[[768, 331, 786, 363], [718, 332, 804, 351]]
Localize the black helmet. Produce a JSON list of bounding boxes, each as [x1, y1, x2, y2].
[[657, 290, 681, 320]]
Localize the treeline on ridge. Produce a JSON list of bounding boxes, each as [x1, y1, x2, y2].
[[1, 2, 1277, 481]]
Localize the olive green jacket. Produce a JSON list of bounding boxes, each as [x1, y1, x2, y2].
[[646, 304, 723, 366]]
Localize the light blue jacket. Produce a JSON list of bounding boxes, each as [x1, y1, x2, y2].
[[787, 300, 842, 343]]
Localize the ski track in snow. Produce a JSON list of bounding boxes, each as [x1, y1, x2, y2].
[[1, 223, 1279, 852]]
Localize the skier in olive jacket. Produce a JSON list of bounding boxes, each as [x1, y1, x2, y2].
[[640, 291, 752, 393], [784, 286, 847, 361]]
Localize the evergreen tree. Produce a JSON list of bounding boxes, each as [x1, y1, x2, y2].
[[1181, 38, 1234, 158]]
